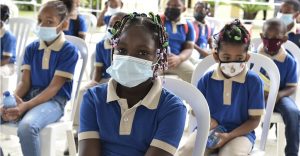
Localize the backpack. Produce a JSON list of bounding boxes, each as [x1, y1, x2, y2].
[[192, 20, 212, 42]]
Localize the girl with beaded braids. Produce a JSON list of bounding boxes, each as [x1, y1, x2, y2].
[[79, 12, 187, 156], [0, 1, 78, 156], [176, 19, 265, 156]]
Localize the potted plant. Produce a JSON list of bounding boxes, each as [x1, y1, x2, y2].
[[233, 0, 270, 21]]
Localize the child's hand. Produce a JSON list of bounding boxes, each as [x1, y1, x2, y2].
[[5, 102, 28, 121], [210, 118, 218, 130], [213, 132, 232, 149], [168, 55, 182, 68]]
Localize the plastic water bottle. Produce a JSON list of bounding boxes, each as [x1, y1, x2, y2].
[[2, 91, 17, 109], [206, 125, 227, 148]]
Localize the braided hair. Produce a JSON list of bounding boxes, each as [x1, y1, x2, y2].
[[1, 4, 10, 23], [214, 19, 251, 52], [42, 0, 74, 21], [108, 12, 169, 78]]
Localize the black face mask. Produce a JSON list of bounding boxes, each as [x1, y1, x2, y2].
[[165, 7, 181, 21], [194, 12, 206, 22]]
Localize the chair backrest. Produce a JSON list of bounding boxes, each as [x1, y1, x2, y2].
[[191, 53, 280, 151], [206, 17, 224, 34], [282, 40, 300, 76], [9, 17, 36, 83], [250, 38, 262, 52], [79, 12, 97, 30], [162, 77, 210, 156], [65, 36, 88, 121]]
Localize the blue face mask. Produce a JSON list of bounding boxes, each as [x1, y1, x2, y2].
[[106, 55, 154, 88], [34, 25, 60, 42], [277, 13, 294, 25]]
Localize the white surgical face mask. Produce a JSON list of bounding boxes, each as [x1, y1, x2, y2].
[[106, 7, 121, 16], [220, 62, 246, 77], [106, 55, 154, 88], [34, 25, 60, 42], [277, 12, 294, 25]]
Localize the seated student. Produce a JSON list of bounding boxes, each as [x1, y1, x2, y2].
[[277, 0, 300, 47], [97, 0, 123, 27], [176, 19, 265, 156], [192, 1, 213, 58], [257, 18, 299, 156], [162, 0, 195, 83], [0, 4, 16, 93], [79, 12, 187, 156], [0, 0, 78, 156], [63, 0, 87, 39]]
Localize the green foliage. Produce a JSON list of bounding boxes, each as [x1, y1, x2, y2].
[[232, 0, 270, 14]]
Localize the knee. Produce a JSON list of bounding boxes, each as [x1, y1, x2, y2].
[[17, 119, 40, 138]]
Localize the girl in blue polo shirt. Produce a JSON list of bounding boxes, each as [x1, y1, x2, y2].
[[97, 0, 123, 27], [63, 0, 87, 39], [0, 0, 78, 156], [79, 12, 187, 156], [0, 4, 16, 78], [177, 19, 265, 156]]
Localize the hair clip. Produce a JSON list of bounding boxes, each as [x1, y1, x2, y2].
[[162, 42, 169, 48], [234, 36, 241, 41], [109, 28, 117, 36]]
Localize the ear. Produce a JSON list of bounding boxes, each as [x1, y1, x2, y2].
[[182, 6, 186, 12], [293, 12, 300, 19], [245, 53, 250, 62], [120, 1, 123, 8], [213, 52, 220, 62], [61, 20, 69, 31]]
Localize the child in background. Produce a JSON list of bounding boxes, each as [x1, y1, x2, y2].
[[0, 4, 16, 95], [0, 0, 78, 156], [79, 12, 186, 156], [192, 1, 213, 58], [97, 0, 123, 27], [176, 19, 265, 156], [258, 18, 299, 156], [162, 0, 195, 83], [63, 0, 87, 39], [278, 0, 300, 47], [0, 4, 16, 69]]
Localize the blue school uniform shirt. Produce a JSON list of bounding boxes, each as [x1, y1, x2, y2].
[[197, 67, 265, 144], [95, 39, 111, 79], [64, 15, 87, 37], [104, 15, 111, 26], [257, 45, 298, 90], [21, 33, 78, 100], [193, 21, 213, 49], [288, 32, 300, 48], [0, 28, 16, 63], [165, 18, 195, 55], [79, 78, 187, 156]]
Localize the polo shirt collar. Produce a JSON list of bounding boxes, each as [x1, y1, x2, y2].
[[104, 39, 112, 49], [38, 32, 65, 51], [107, 77, 163, 110], [168, 16, 186, 25], [258, 44, 287, 63], [211, 65, 248, 83]]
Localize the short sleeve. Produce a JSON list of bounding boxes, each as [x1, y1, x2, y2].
[[197, 72, 209, 95], [186, 21, 195, 42], [150, 97, 187, 155], [247, 74, 265, 116], [104, 15, 111, 25], [21, 43, 34, 71], [79, 15, 88, 33], [54, 45, 78, 79], [285, 57, 298, 86], [94, 42, 104, 67], [78, 89, 100, 141], [2, 33, 16, 57]]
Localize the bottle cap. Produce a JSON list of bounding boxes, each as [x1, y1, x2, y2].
[[3, 91, 10, 97]]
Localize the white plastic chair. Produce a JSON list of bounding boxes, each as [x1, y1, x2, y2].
[[9, 17, 36, 83], [191, 53, 280, 155], [66, 77, 210, 156], [0, 35, 88, 156], [79, 12, 97, 30]]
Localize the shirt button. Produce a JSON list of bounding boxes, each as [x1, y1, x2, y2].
[[124, 117, 128, 122]]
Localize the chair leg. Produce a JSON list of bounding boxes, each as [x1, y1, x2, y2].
[[40, 128, 55, 156], [277, 122, 285, 156], [66, 130, 77, 156]]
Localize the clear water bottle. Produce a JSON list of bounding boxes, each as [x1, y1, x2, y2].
[[206, 125, 227, 148], [2, 91, 17, 109]]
